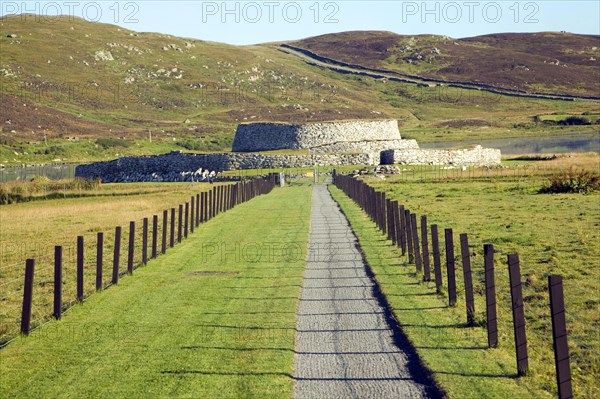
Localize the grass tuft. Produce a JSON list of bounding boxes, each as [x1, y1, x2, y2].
[[539, 167, 600, 194]]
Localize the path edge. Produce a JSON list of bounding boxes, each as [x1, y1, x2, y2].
[[327, 184, 447, 399]]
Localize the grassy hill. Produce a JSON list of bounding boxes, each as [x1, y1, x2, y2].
[[290, 31, 600, 97], [0, 17, 598, 166]]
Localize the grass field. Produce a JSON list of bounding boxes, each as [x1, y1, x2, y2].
[[0, 182, 232, 344], [329, 158, 600, 398], [0, 184, 312, 398]]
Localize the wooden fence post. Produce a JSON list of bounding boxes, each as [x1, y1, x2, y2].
[[508, 253, 529, 376], [77, 235, 84, 302], [127, 221, 135, 274], [411, 213, 422, 273], [54, 246, 62, 319], [421, 216, 431, 281], [393, 203, 401, 249], [380, 193, 386, 234], [161, 210, 167, 254], [549, 275, 573, 399], [213, 187, 218, 216], [399, 205, 406, 255], [20, 259, 35, 335], [386, 198, 393, 241], [151, 215, 157, 259], [195, 193, 200, 226], [112, 226, 121, 284], [218, 186, 223, 214], [178, 204, 183, 242], [170, 208, 175, 248], [143, 217, 148, 265], [184, 202, 189, 238], [431, 224, 443, 293], [190, 196, 195, 233], [460, 233, 475, 325], [405, 210, 414, 263], [208, 190, 213, 220], [200, 192, 206, 223], [484, 244, 498, 348], [96, 232, 103, 291], [445, 228, 457, 307]]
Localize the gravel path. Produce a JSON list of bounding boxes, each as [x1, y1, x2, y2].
[[292, 185, 435, 399]]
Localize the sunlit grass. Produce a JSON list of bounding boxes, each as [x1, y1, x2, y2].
[[332, 158, 599, 397], [0, 185, 312, 398], [0, 182, 231, 343]]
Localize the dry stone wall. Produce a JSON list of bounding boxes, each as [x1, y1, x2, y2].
[[75, 151, 377, 182], [232, 120, 402, 152], [381, 145, 501, 166], [309, 139, 418, 154]]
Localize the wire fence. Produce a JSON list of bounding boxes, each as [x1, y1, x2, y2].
[[0, 164, 77, 183], [333, 174, 598, 398], [0, 175, 278, 347]]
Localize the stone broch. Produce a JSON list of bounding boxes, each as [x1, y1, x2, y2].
[[76, 120, 501, 182]]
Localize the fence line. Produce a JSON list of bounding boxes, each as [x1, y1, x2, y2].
[[2, 175, 278, 347], [333, 173, 576, 397]]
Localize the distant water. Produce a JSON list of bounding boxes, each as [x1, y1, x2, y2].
[[419, 132, 600, 155]]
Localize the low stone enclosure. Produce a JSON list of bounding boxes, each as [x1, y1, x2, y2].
[[76, 120, 500, 182]]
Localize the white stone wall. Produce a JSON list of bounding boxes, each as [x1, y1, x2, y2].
[[232, 120, 402, 152], [381, 145, 501, 166]]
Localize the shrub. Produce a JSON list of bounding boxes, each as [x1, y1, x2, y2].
[[96, 138, 132, 149], [177, 137, 226, 152], [539, 167, 600, 194], [35, 145, 66, 155], [558, 116, 591, 126], [177, 137, 203, 151]]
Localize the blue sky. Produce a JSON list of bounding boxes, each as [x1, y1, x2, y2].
[[3, 1, 599, 44]]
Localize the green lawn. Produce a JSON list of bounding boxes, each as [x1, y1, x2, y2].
[[0, 185, 312, 398], [0, 182, 233, 344], [329, 174, 599, 398]]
